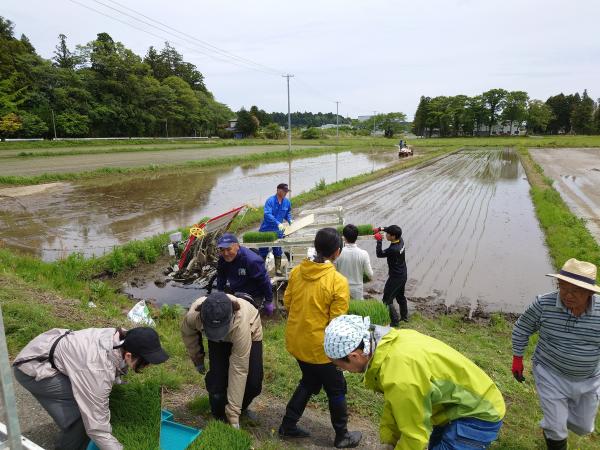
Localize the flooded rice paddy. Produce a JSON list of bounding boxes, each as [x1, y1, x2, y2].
[[530, 148, 600, 242], [314, 147, 554, 314], [0, 149, 394, 260]]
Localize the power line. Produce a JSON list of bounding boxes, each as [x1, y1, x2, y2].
[[99, 0, 283, 75], [66, 0, 283, 76]]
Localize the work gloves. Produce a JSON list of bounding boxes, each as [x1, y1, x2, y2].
[[278, 223, 287, 232], [373, 227, 383, 241], [192, 353, 206, 374], [512, 355, 525, 382], [263, 301, 275, 316]]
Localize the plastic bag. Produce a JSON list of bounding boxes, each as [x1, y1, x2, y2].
[[127, 300, 156, 327], [265, 251, 275, 276]]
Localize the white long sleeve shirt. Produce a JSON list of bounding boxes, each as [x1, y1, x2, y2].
[[334, 243, 374, 300]]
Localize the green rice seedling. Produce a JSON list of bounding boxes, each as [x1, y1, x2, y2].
[[348, 300, 390, 325], [187, 395, 211, 416], [336, 224, 374, 236], [242, 231, 278, 243]]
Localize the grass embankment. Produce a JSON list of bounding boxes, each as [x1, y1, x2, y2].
[[517, 146, 600, 282], [410, 135, 600, 149], [0, 144, 353, 186]]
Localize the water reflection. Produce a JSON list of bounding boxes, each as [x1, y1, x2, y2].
[[0, 149, 396, 260]]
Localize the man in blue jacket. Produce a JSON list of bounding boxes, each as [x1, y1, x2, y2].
[[216, 233, 274, 315], [258, 183, 292, 275]]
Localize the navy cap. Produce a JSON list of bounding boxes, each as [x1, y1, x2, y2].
[[217, 233, 239, 248], [277, 183, 290, 192], [123, 327, 169, 365], [200, 292, 233, 341], [383, 225, 402, 238]]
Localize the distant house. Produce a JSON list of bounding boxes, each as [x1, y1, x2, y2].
[[319, 124, 338, 129], [226, 119, 237, 131], [357, 115, 373, 122]]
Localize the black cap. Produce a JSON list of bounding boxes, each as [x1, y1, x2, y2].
[[200, 292, 233, 341], [383, 225, 402, 238], [277, 183, 290, 192], [124, 327, 169, 365]]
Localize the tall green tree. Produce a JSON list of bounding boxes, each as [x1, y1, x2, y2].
[[482, 88, 507, 135], [501, 91, 529, 134], [412, 96, 430, 136], [571, 89, 595, 134], [526, 100, 554, 134], [236, 108, 259, 137], [53, 34, 77, 69]]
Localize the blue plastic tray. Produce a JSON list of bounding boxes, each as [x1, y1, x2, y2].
[[161, 409, 174, 421], [160, 420, 201, 450]]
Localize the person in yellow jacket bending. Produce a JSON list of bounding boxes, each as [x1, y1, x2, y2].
[[324, 315, 506, 450], [279, 227, 362, 448]]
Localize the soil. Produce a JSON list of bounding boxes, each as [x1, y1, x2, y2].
[[530, 147, 600, 242], [162, 385, 382, 450], [0, 145, 322, 177]]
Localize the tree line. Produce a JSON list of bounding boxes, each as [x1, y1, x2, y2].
[[0, 16, 233, 139], [412, 88, 600, 137]]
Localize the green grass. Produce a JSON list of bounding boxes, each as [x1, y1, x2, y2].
[[189, 420, 252, 450], [409, 135, 600, 149]]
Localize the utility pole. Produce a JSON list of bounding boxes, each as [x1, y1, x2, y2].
[[372, 110, 377, 136], [51, 109, 57, 139], [165, 119, 169, 138], [283, 74, 294, 197], [335, 101, 340, 182]]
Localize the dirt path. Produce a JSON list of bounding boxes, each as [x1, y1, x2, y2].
[[0, 145, 323, 177], [163, 385, 381, 449], [530, 147, 600, 243]]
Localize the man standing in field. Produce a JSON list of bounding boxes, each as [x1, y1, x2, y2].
[[512, 258, 600, 450], [258, 183, 292, 275], [335, 224, 373, 300]]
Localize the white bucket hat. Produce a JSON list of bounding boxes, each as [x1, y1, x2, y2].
[[547, 258, 600, 293], [324, 315, 371, 360]]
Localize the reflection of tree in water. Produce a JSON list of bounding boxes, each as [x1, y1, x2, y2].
[[458, 148, 519, 182]]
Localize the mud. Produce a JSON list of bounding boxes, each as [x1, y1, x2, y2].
[[0, 149, 396, 260], [530, 148, 600, 242], [0, 144, 323, 176], [311, 147, 554, 314]]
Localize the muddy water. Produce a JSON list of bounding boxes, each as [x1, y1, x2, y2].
[[313, 148, 554, 314], [530, 148, 600, 242], [0, 149, 394, 260]]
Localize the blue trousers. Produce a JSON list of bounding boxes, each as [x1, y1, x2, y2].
[[258, 246, 282, 258], [428, 418, 502, 449]]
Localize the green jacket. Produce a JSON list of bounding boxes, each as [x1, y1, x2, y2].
[[364, 329, 505, 449]]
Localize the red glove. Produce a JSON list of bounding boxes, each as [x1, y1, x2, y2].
[[512, 356, 525, 382], [374, 232, 383, 241]]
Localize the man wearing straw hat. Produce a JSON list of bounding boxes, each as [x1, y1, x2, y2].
[[512, 258, 600, 450]]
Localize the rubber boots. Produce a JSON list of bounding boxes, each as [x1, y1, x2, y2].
[[274, 256, 282, 276], [279, 385, 312, 438], [387, 303, 400, 327], [329, 397, 362, 448], [544, 433, 568, 450], [208, 393, 227, 422]]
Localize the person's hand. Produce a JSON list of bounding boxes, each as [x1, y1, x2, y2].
[[374, 231, 383, 241], [263, 301, 275, 316], [278, 223, 286, 232], [512, 356, 525, 382], [192, 353, 206, 374]]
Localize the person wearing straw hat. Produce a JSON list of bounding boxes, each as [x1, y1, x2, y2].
[[512, 258, 600, 450], [324, 315, 505, 450]]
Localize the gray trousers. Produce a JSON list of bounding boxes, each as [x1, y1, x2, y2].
[[14, 368, 89, 450], [533, 362, 600, 440]]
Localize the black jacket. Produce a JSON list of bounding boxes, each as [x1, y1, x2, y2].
[[376, 238, 407, 278]]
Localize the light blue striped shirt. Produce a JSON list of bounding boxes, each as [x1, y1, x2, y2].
[[512, 291, 600, 379]]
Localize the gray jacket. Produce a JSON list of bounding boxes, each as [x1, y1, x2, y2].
[[14, 328, 125, 450]]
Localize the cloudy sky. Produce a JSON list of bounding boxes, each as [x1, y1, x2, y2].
[[4, 0, 599, 119]]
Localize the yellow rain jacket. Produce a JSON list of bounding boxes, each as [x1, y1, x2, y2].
[[364, 329, 505, 450], [284, 259, 350, 364]]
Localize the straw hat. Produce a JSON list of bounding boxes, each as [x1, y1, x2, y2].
[[547, 258, 600, 293]]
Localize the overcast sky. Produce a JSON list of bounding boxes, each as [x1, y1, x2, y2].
[[4, 0, 600, 119]]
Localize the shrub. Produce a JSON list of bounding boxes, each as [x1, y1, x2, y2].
[[301, 127, 321, 139], [348, 300, 390, 325]]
